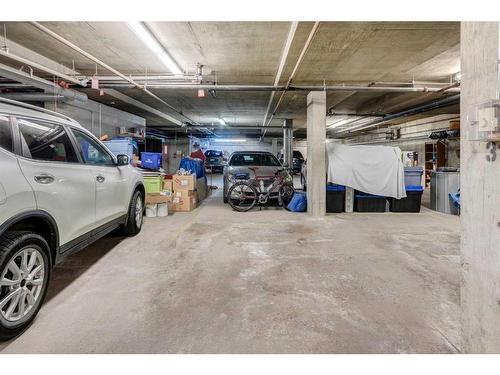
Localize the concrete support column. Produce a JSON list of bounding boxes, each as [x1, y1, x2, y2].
[[461, 22, 500, 353], [306, 91, 326, 217], [283, 119, 293, 166], [272, 138, 278, 157]]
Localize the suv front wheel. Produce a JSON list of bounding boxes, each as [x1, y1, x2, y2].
[[0, 231, 51, 340]]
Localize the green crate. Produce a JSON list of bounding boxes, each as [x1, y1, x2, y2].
[[144, 176, 163, 194]]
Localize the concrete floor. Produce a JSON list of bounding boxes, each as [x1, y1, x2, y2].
[[0, 175, 461, 353]]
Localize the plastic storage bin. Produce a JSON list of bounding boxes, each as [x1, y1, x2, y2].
[[141, 152, 162, 170], [326, 184, 345, 213], [354, 191, 386, 212], [404, 166, 424, 187], [389, 185, 424, 213], [144, 176, 163, 194], [102, 139, 134, 162], [430, 170, 460, 215]]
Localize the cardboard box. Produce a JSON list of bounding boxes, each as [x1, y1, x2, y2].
[[173, 173, 196, 191], [173, 190, 194, 198], [163, 179, 173, 192], [145, 192, 172, 204], [171, 192, 196, 212], [195, 177, 208, 202]]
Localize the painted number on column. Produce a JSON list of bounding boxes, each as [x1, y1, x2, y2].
[[486, 141, 497, 162]]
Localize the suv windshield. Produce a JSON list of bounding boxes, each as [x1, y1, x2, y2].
[[229, 153, 281, 167], [205, 150, 222, 157]]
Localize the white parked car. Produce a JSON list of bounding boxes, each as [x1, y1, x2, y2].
[[0, 99, 145, 340]]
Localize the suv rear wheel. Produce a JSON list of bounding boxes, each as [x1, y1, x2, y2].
[[0, 231, 51, 340], [121, 189, 144, 236]]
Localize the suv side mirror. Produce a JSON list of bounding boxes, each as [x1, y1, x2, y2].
[[117, 154, 129, 166]]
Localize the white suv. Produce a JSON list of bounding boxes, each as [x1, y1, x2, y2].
[[0, 99, 145, 340]]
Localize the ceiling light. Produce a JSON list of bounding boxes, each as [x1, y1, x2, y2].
[[127, 21, 183, 75], [213, 138, 246, 142], [327, 115, 366, 129], [219, 118, 226, 126], [328, 118, 357, 129], [454, 72, 462, 82]]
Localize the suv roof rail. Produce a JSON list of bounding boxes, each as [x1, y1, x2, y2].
[[0, 97, 78, 124]]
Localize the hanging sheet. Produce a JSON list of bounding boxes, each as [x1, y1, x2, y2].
[[326, 143, 406, 199]]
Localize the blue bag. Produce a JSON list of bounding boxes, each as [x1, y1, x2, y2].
[[179, 157, 206, 178], [287, 192, 307, 212]]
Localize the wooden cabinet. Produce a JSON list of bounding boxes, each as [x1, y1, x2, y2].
[[424, 142, 446, 187]]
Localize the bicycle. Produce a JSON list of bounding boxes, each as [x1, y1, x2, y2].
[[227, 167, 295, 212]]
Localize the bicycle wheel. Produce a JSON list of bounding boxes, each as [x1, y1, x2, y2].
[[228, 182, 258, 212], [279, 184, 295, 211]]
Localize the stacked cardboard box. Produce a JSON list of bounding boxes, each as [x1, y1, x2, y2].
[[143, 175, 173, 217], [171, 173, 197, 212]]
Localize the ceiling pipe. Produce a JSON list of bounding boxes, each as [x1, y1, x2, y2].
[[0, 83, 32, 88], [336, 94, 460, 135], [261, 21, 298, 128], [91, 74, 199, 82], [0, 48, 86, 86], [95, 83, 460, 93], [0, 93, 65, 101], [30, 22, 200, 128]]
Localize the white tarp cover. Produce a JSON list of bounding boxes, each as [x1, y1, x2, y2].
[[326, 143, 406, 199]]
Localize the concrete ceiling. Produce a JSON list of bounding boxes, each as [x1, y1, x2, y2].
[[0, 21, 460, 138]]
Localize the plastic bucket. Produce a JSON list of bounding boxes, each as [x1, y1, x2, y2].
[[145, 204, 158, 217], [157, 203, 168, 217]]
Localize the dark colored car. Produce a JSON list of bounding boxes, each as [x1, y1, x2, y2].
[[279, 150, 305, 174], [204, 149, 225, 172]]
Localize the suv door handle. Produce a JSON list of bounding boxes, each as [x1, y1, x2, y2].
[[96, 175, 105, 183], [34, 174, 55, 184]]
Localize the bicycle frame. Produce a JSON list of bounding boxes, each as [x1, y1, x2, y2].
[[246, 168, 288, 205]]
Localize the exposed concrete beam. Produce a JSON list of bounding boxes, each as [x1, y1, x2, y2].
[[0, 37, 81, 78], [0, 48, 85, 86], [0, 62, 87, 102], [103, 89, 182, 126]]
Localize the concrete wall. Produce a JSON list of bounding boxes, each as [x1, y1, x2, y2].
[[45, 99, 145, 138], [163, 138, 190, 174], [461, 22, 500, 353]]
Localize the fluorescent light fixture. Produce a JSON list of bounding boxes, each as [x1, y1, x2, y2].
[[327, 115, 365, 129], [454, 71, 461, 82], [219, 118, 226, 126], [128, 21, 183, 75], [213, 138, 247, 143], [328, 118, 356, 129]]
